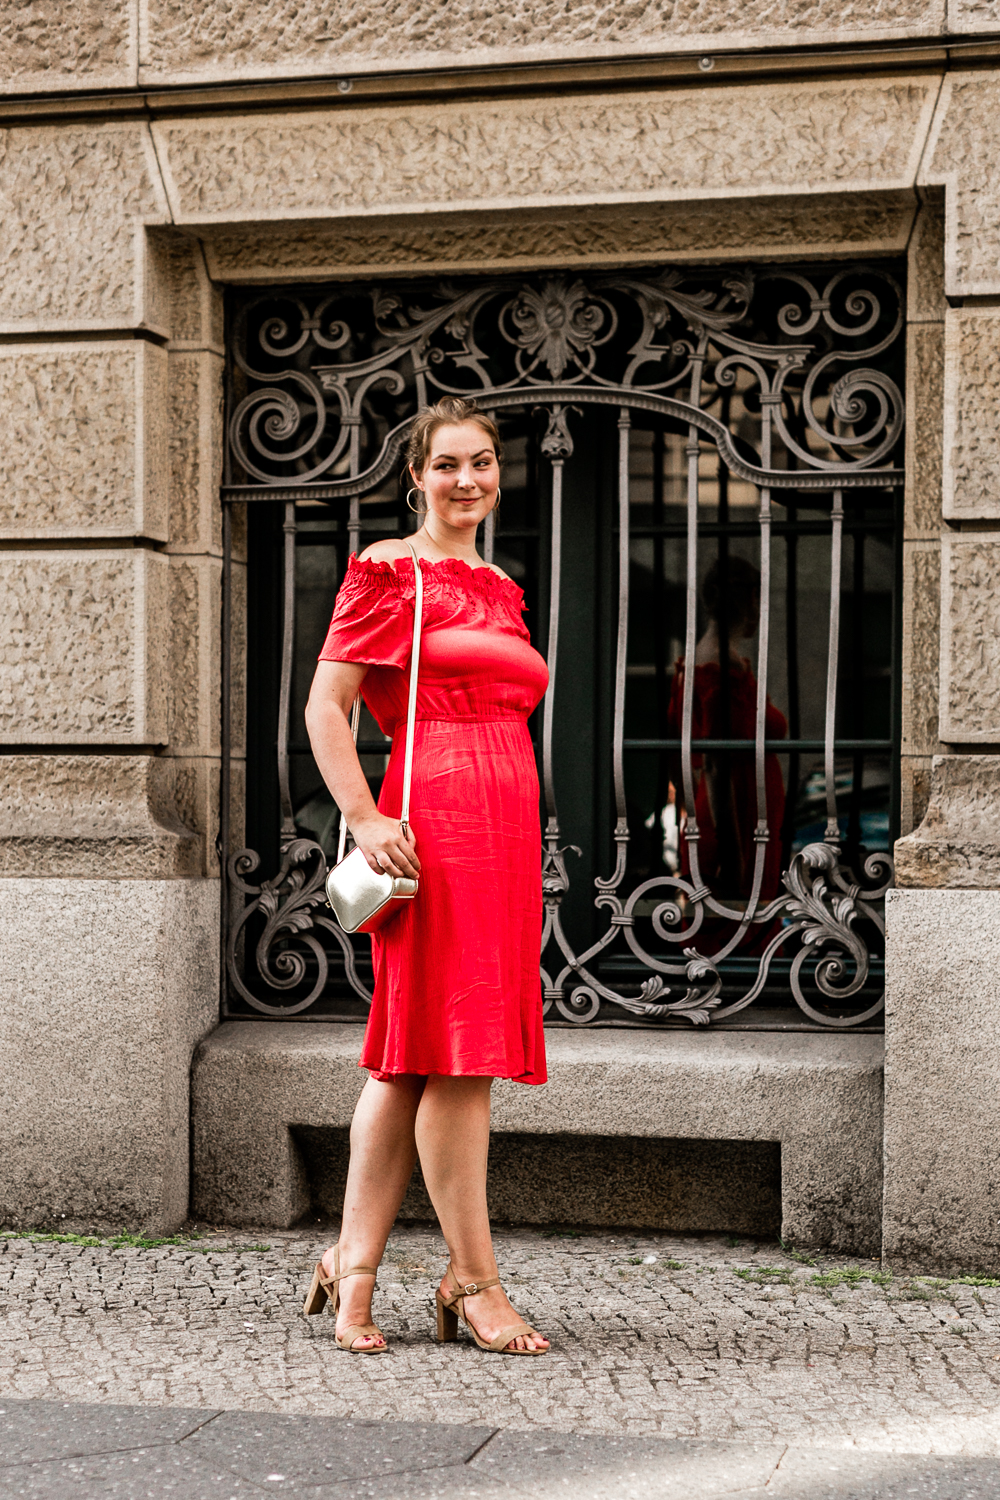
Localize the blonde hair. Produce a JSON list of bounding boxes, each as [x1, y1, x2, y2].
[[405, 397, 503, 479]]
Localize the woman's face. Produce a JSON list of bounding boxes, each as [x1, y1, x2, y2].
[[412, 422, 499, 533]]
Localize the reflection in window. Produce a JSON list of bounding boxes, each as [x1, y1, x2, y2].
[[667, 558, 787, 903]]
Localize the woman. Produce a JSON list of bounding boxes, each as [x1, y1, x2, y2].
[[301, 397, 550, 1356]]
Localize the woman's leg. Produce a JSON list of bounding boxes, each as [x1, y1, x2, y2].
[[324, 1073, 424, 1349], [415, 1076, 548, 1353]]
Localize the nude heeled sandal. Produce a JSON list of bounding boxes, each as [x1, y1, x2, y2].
[[435, 1264, 548, 1355], [302, 1245, 389, 1353]]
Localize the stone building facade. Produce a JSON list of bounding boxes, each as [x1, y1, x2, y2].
[[1, 2, 999, 1274]]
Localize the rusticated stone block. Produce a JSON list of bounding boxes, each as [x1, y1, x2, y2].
[[921, 71, 1000, 296], [895, 755, 1000, 888], [167, 349, 224, 554], [899, 755, 932, 837], [905, 322, 944, 537], [0, 877, 218, 1234], [0, 549, 169, 744], [147, 227, 224, 349], [0, 0, 135, 93], [0, 341, 167, 541], [140, 0, 942, 88], [901, 542, 941, 755], [174, 753, 238, 878], [0, 755, 200, 878], [885, 886, 1000, 1274], [202, 191, 916, 282], [940, 533, 1000, 742], [943, 307, 1000, 521], [168, 555, 221, 756], [0, 124, 169, 335], [230, 558, 247, 759], [155, 79, 938, 224], [948, 0, 1000, 32], [907, 191, 945, 323]]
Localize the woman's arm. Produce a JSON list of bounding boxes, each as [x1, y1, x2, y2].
[[305, 659, 420, 880]]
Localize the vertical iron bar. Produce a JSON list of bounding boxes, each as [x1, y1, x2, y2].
[[716, 400, 731, 744], [652, 428, 668, 818], [753, 395, 774, 869], [277, 500, 297, 849], [542, 458, 564, 830], [848, 521, 866, 861], [348, 420, 362, 556], [219, 500, 232, 1015], [680, 347, 707, 893], [888, 483, 904, 846], [824, 488, 844, 842], [745, 485, 773, 906], [611, 409, 631, 827], [781, 502, 801, 871], [484, 506, 495, 565], [714, 400, 735, 896]]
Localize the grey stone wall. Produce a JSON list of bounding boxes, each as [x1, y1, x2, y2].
[[0, 879, 218, 1234], [2, 4, 1000, 1263], [884, 889, 1000, 1275]]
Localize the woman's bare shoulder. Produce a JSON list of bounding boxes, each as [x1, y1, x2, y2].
[[357, 539, 412, 569]]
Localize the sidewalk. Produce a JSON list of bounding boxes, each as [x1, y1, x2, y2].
[[3, 1222, 1000, 1495], [4, 1397, 1000, 1498]]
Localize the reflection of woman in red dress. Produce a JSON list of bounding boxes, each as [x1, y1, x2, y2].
[[667, 559, 787, 904]]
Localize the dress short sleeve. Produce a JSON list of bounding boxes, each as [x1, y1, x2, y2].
[[318, 555, 415, 669]]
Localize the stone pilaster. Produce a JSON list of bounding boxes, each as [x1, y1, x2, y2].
[[0, 120, 223, 1231]]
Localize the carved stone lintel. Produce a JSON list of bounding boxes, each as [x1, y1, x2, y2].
[[894, 755, 1000, 889]]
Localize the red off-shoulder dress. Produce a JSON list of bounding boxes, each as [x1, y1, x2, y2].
[[318, 554, 549, 1085]]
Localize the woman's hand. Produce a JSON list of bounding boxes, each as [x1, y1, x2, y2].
[[351, 811, 421, 881]]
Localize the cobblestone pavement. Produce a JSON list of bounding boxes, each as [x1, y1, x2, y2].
[[3, 1224, 1000, 1458]]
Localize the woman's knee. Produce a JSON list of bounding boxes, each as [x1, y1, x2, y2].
[[422, 1074, 492, 1108]]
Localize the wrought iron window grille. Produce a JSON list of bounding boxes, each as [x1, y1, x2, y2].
[[221, 262, 904, 1030]]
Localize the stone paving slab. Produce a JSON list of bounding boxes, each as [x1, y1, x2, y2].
[[184, 1410, 493, 1486], [762, 1447, 1000, 1499], [3, 1223, 1000, 1460], [0, 1399, 217, 1464], [3, 1399, 1000, 1498]]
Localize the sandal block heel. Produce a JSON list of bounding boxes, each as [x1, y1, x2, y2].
[[302, 1263, 328, 1316], [435, 1292, 459, 1342]]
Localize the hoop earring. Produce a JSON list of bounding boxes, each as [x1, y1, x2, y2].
[[406, 488, 424, 514], [492, 488, 501, 509]]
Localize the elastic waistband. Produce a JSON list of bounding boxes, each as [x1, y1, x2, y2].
[[390, 714, 528, 733]]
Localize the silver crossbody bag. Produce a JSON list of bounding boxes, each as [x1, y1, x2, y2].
[[325, 542, 423, 935]]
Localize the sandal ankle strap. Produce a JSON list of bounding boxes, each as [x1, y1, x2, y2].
[[442, 1265, 500, 1305], [322, 1263, 379, 1287]]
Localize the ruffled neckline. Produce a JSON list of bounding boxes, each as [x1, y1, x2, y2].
[[348, 551, 524, 603]]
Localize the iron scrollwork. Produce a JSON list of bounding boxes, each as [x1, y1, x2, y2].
[[224, 263, 903, 1025], [226, 839, 370, 1016]]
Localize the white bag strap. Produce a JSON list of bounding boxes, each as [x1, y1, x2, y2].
[[337, 542, 423, 861], [398, 541, 423, 837]]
